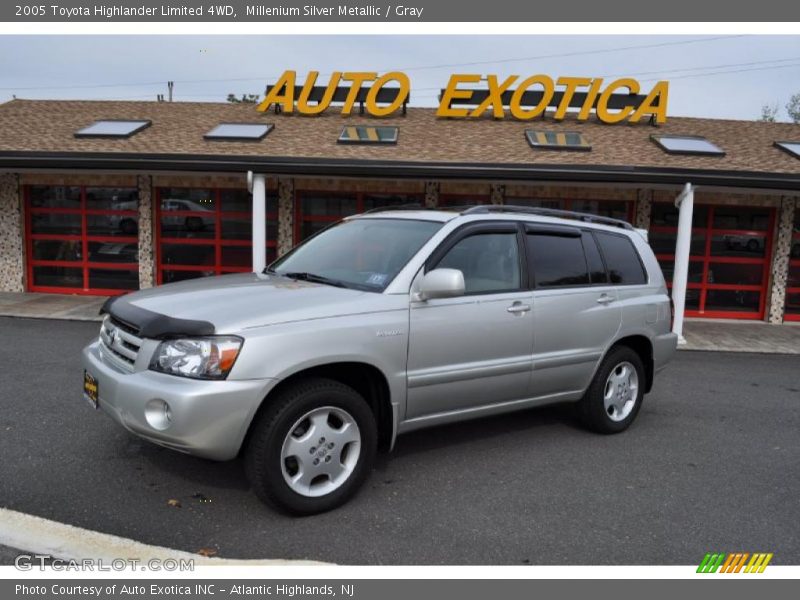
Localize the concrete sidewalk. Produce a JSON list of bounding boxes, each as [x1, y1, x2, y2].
[[681, 319, 800, 354], [0, 291, 798, 354], [0, 291, 105, 322]]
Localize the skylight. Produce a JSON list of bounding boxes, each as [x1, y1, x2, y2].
[[338, 126, 398, 144], [775, 141, 800, 159], [74, 120, 151, 138], [526, 130, 591, 151], [204, 123, 273, 141], [651, 135, 725, 156]]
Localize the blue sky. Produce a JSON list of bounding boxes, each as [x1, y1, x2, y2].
[[1, 35, 798, 121]]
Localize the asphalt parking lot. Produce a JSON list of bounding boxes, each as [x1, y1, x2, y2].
[[0, 316, 798, 565]]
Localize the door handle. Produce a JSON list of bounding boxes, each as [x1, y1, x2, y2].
[[507, 302, 531, 314], [597, 294, 614, 305]]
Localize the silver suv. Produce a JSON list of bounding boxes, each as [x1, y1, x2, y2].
[[82, 206, 678, 514]]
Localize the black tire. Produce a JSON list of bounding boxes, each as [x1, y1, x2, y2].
[[244, 377, 377, 515], [578, 345, 646, 434]]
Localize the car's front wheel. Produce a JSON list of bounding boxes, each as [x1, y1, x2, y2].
[[578, 345, 645, 434], [244, 378, 377, 515]]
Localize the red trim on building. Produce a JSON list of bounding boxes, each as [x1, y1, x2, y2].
[[653, 204, 775, 320], [25, 185, 139, 296], [785, 225, 800, 322], [155, 187, 277, 284]]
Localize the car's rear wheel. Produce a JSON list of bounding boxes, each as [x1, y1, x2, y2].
[[244, 377, 377, 515], [578, 346, 645, 434]]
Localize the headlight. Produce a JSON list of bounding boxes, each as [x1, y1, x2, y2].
[[149, 336, 243, 380]]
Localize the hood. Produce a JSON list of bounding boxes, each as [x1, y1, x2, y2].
[[107, 272, 381, 334]]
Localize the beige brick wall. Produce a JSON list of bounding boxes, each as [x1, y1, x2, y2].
[[137, 175, 155, 289], [767, 197, 798, 323], [635, 189, 653, 229], [424, 181, 439, 207], [277, 177, 294, 257], [490, 184, 505, 205], [0, 173, 24, 292]]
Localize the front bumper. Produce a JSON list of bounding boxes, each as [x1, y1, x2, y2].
[[81, 340, 278, 460]]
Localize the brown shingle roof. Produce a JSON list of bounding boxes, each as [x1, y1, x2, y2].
[[0, 98, 799, 176]]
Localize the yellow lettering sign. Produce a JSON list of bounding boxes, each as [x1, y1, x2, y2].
[[258, 70, 669, 123], [256, 70, 296, 113], [257, 70, 410, 117], [509, 75, 554, 120], [436, 74, 482, 118], [366, 72, 411, 117]]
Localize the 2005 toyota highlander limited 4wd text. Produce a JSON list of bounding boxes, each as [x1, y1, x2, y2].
[[82, 205, 678, 514]]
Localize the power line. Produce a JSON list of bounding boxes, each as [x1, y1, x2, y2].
[[389, 35, 747, 72], [404, 56, 800, 93], [407, 61, 800, 99], [0, 35, 746, 92], [638, 61, 800, 83], [15, 57, 800, 104]]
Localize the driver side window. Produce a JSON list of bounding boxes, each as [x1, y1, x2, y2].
[[435, 232, 521, 294]]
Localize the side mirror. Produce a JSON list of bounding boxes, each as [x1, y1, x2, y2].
[[418, 268, 465, 300]]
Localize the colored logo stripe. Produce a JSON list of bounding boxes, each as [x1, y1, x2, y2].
[[697, 552, 773, 573]]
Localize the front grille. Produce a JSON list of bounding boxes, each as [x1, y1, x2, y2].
[[99, 316, 143, 372]]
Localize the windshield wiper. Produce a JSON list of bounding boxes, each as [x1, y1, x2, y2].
[[281, 271, 349, 288]]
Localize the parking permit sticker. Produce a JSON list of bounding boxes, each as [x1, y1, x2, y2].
[[367, 273, 388, 285]]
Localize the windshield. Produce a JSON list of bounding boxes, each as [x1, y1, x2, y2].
[[269, 218, 443, 292]]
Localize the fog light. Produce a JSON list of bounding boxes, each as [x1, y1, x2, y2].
[[145, 399, 173, 431]]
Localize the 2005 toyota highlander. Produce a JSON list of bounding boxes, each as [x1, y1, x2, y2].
[[82, 205, 678, 514]]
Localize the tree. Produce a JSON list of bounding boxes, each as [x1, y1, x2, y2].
[[760, 103, 778, 122], [227, 93, 260, 104], [787, 93, 800, 124]]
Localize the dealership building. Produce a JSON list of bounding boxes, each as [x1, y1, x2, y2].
[[0, 92, 799, 323]]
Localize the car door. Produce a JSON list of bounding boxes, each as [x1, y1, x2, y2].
[[406, 222, 535, 420], [526, 226, 622, 398]]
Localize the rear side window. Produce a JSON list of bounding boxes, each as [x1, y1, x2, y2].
[[527, 232, 589, 287], [594, 231, 647, 285], [582, 232, 608, 284]]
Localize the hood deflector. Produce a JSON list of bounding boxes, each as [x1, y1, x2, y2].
[[100, 297, 215, 339]]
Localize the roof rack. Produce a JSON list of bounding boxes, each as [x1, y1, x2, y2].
[[361, 203, 427, 214], [461, 205, 634, 230]]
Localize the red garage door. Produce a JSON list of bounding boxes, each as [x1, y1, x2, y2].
[[785, 210, 800, 322], [25, 185, 140, 295], [650, 203, 775, 320], [156, 187, 277, 284]]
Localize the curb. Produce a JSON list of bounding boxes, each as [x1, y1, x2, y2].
[[0, 508, 328, 566]]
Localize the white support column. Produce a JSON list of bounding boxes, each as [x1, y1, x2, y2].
[[671, 183, 695, 344], [248, 172, 267, 273]]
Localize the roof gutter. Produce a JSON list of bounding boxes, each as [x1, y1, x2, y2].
[[1, 151, 800, 192]]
